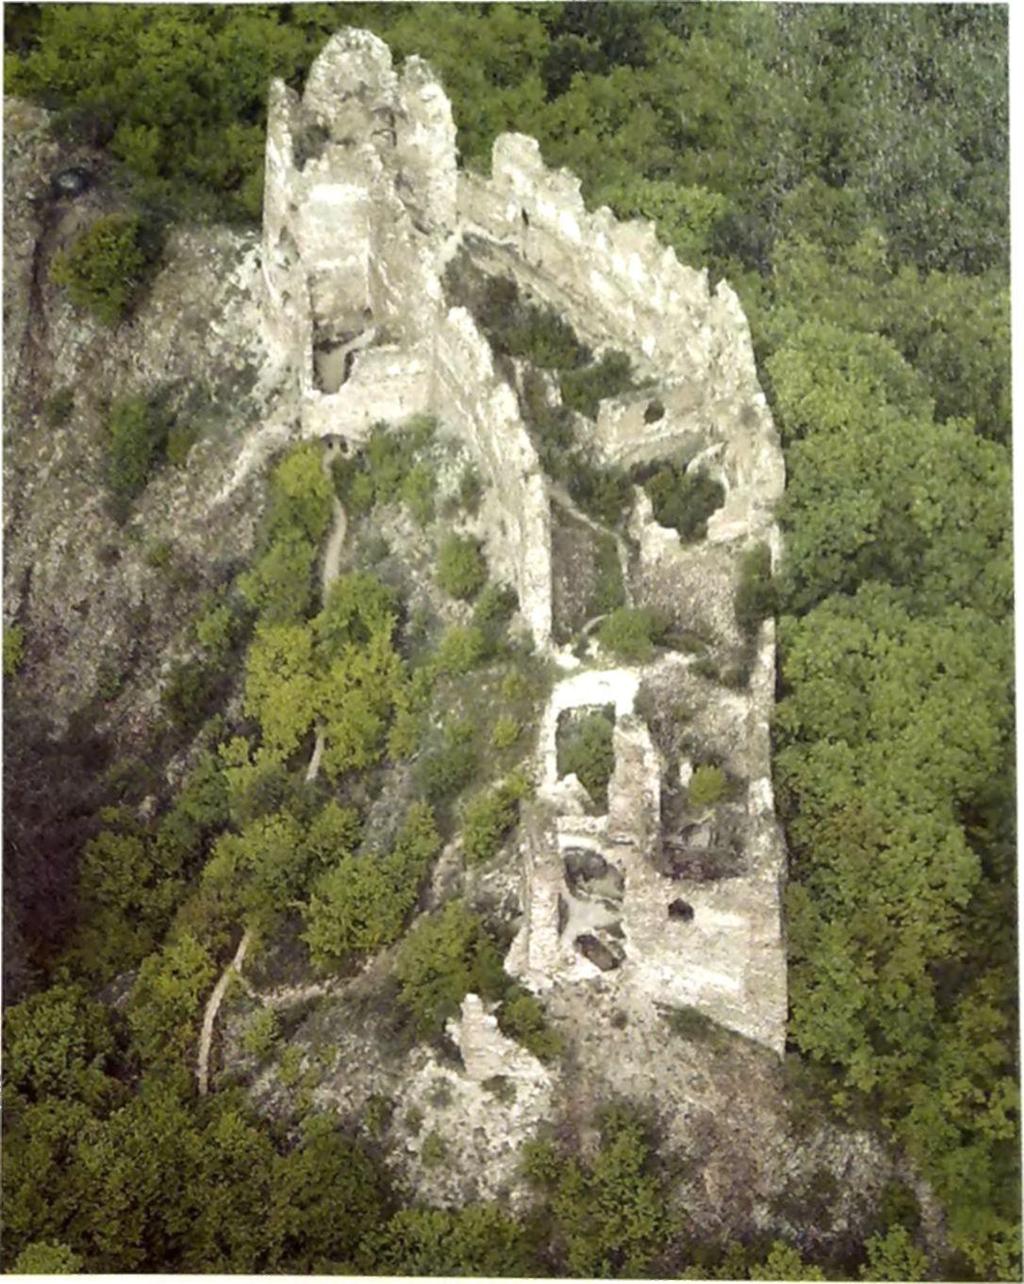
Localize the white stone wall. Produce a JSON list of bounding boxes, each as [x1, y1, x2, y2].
[[431, 306, 553, 644]]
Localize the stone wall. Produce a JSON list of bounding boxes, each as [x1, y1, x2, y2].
[[509, 656, 787, 1052], [431, 306, 553, 643], [458, 133, 785, 538]]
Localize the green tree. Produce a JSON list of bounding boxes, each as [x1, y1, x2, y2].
[[185, 1103, 280, 1273], [436, 534, 488, 601], [859, 1225, 928, 1282], [49, 213, 146, 324], [267, 442, 334, 543], [318, 629, 407, 779], [749, 1240, 825, 1280], [395, 901, 505, 1035], [11, 1240, 83, 1273], [530, 1105, 672, 1278], [314, 571, 397, 657], [268, 1114, 390, 1271], [243, 621, 318, 757], [3, 983, 116, 1106], [358, 1203, 530, 1276], [302, 803, 439, 970], [127, 933, 215, 1073], [237, 531, 318, 624]]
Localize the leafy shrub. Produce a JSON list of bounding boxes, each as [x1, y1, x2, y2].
[[688, 765, 727, 810], [490, 716, 521, 750], [104, 394, 170, 520], [161, 659, 223, 735], [395, 900, 505, 1035], [458, 463, 483, 515], [364, 426, 409, 501], [416, 720, 477, 804], [644, 464, 725, 542], [472, 581, 518, 655], [436, 534, 487, 601], [591, 534, 626, 616], [735, 542, 776, 635], [420, 1131, 447, 1167], [557, 711, 615, 809], [165, 420, 200, 467], [49, 213, 147, 324], [461, 771, 530, 863], [560, 349, 635, 419], [401, 461, 436, 526], [469, 272, 589, 370], [144, 540, 174, 570], [241, 1006, 279, 1059], [596, 607, 670, 662], [566, 455, 634, 527], [497, 986, 563, 1062], [4, 622, 25, 677], [432, 624, 487, 676], [43, 386, 74, 427]]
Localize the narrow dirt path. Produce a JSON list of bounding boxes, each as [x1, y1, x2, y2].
[[307, 450, 348, 785], [320, 496, 347, 603], [197, 928, 251, 1096], [549, 482, 634, 608], [196, 442, 349, 1093]]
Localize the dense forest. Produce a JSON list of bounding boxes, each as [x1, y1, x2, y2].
[[2, 3, 1016, 1279]]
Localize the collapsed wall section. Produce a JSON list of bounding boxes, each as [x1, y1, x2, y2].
[[458, 133, 785, 534]]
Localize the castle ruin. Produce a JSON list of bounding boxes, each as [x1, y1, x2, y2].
[[260, 28, 787, 1059]]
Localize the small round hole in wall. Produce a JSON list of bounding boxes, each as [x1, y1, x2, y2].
[[668, 898, 695, 922], [644, 399, 665, 423]]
